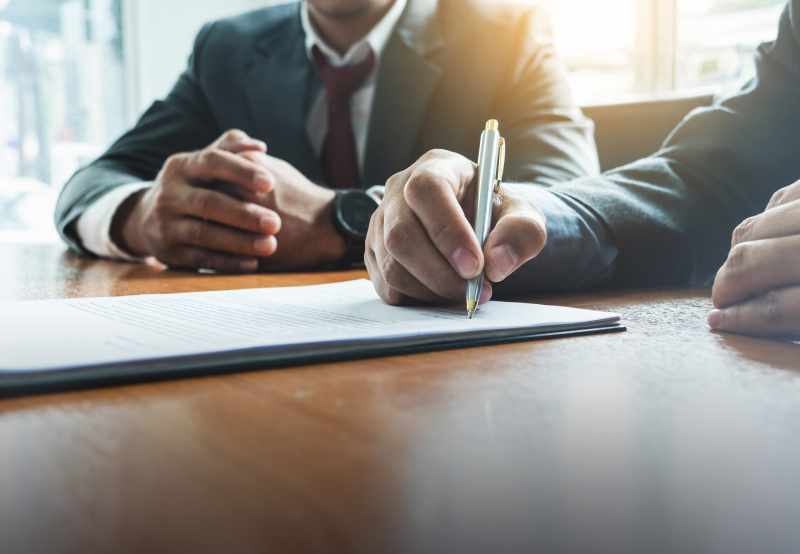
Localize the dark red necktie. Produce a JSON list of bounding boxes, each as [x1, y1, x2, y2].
[[312, 45, 376, 189]]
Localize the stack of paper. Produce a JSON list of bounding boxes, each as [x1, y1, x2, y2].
[[0, 280, 622, 392]]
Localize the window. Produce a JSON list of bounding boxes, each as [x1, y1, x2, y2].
[[0, 0, 125, 238], [676, 0, 785, 91], [0, 0, 790, 238], [546, 0, 786, 104]]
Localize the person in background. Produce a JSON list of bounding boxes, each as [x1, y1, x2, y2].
[[365, 0, 800, 339], [54, 0, 597, 273]]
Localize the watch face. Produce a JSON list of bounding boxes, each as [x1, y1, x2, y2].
[[338, 192, 378, 238]]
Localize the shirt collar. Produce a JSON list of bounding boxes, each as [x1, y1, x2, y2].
[[301, 0, 407, 67]]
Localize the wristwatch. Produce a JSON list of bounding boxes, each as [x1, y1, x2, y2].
[[332, 189, 380, 265]]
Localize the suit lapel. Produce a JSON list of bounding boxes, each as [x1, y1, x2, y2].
[[244, 4, 323, 183], [363, 0, 445, 187]]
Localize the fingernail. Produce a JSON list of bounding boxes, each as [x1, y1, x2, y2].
[[254, 171, 271, 188], [488, 245, 519, 282], [708, 309, 724, 330], [240, 260, 259, 272], [260, 214, 280, 232], [254, 237, 274, 254], [451, 248, 480, 278]]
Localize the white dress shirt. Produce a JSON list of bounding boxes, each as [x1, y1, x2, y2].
[[76, 0, 406, 260]]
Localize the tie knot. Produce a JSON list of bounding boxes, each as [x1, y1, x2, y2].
[[312, 45, 376, 106]]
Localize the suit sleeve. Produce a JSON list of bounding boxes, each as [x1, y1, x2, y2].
[[495, 6, 600, 186], [54, 23, 223, 254], [549, 0, 800, 288]]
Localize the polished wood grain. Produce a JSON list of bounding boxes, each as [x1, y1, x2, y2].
[[2, 243, 799, 554]]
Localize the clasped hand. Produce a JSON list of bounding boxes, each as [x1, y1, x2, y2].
[[118, 130, 343, 272]]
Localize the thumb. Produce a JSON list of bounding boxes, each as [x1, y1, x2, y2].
[[213, 129, 267, 154], [483, 192, 547, 283]]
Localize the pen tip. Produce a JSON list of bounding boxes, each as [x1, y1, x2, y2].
[[466, 300, 477, 319]]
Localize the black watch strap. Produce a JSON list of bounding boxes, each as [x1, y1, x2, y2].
[[332, 190, 379, 266]]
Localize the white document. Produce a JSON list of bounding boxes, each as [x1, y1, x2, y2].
[[0, 280, 621, 387]]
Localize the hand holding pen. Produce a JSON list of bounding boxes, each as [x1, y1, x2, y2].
[[364, 130, 549, 308]]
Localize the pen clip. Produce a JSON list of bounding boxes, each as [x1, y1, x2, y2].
[[495, 137, 506, 192]]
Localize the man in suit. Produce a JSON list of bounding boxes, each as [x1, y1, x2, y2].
[[55, 0, 598, 273], [366, 0, 800, 338]]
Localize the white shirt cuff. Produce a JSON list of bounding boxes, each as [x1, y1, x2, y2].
[[366, 185, 385, 204], [75, 182, 153, 261]]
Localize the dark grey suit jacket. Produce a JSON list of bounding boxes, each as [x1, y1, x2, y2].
[[55, 0, 598, 254], [553, 0, 800, 289]]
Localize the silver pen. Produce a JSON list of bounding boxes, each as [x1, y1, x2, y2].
[[466, 119, 506, 319]]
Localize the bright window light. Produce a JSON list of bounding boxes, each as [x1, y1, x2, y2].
[[543, 0, 785, 104]]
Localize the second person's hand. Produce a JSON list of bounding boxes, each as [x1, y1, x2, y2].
[[365, 150, 549, 306], [710, 178, 800, 338]]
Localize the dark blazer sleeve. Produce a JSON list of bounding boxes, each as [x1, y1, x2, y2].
[[495, 5, 600, 186], [54, 23, 223, 253], [555, 0, 800, 288]]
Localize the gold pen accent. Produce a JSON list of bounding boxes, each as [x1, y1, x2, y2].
[[467, 299, 478, 319], [496, 137, 506, 187]]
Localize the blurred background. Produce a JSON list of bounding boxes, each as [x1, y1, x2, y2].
[[0, 0, 786, 242]]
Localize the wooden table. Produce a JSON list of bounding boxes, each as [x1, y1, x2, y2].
[[2, 243, 799, 554]]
